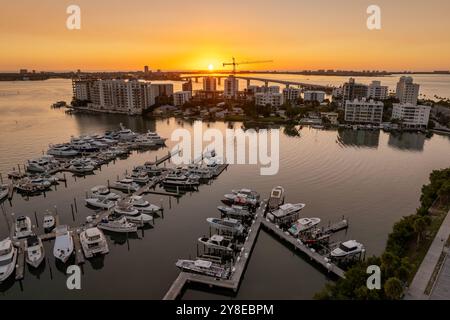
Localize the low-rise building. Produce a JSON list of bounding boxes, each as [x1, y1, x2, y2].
[[367, 81, 388, 100], [304, 90, 325, 103], [223, 75, 239, 99], [173, 91, 192, 106], [282, 87, 301, 102], [392, 103, 431, 128], [255, 92, 284, 108], [344, 98, 384, 124]]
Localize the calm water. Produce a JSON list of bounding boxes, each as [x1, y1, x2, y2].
[[1, 79, 450, 299]]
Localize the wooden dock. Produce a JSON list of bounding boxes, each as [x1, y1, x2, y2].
[[15, 241, 25, 280], [146, 149, 180, 166], [72, 230, 85, 265]]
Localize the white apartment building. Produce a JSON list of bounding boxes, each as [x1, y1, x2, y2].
[[255, 92, 284, 108], [396, 76, 420, 105], [151, 83, 174, 98], [304, 90, 325, 103], [367, 81, 388, 100], [203, 76, 217, 91], [173, 91, 192, 106], [223, 76, 239, 99], [344, 98, 384, 124], [392, 103, 430, 128], [267, 86, 280, 94], [282, 87, 301, 102], [87, 79, 155, 115], [73, 79, 91, 101]]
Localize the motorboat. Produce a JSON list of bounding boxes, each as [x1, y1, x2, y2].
[[142, 165, 166, 176], [230, 188, 260, 201], [331, 240, 364, 259], [53, 225, 74, 263], [47, 145, 78, 157], [267, 203, 306, 225], [268, 186, 285, 210], [85, 196, 116, 210], [79, 227, 109, 258], [145, 131, 167, 145], [97, 215, 137, 233], [162, 173, 199, 187], [90, 185, 121, 200], [134, 136, 156, 148], [14, 215, 34, 239], [25, 236, 45, 268], [27, 155, 59, 173], [69, 161, 95, 174], [43, 214, 56, 232], [0, 238, 17, 282], [198, 235, 234, 252], [175, 259, 230, 279], [125, 195, 161, 214], [127, 171, 150, 184], [111, 178, 139, 193], [206, 217, 245, 235], [205, 159, 221, 176], [116, 123, 138, 141], [288, 218, 321, 236], [115, 205, 153, 226], [188, 164, 213, 180], [28, 177, 52, 189], [217, 205, 252, 218], [0, 184, 9, 201], [221, 193, 258, 207]]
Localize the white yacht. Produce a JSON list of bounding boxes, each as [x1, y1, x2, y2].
[[134, 136, 156, 148], [111, 178, 139, 193], [0, 238, 17, 282], [127, 171, 150, 184], [198, 235, 234, 252], [25, 236, 45, 268], [188, 164, 213, 179], [115, 205, 153, 226], [53, 225, 74, 263], [268, 186, 285, 210], [125, 195, 161, 214], [231, 188, 260, 201], [116, 124, 138, 141], [176, 259, 230, 279], [288, 218, 321, 236], [267, 203, 306, 225], [69, 161, 95, 174], [90, 185, 121, 200], [206, 217, 245, 236], [146, 131, 167, 145], [331, 240, 364, 259], [14, 215, 34, 239], [47, 145, 78, 157], [27, 155, 59, 173], [43, 214, 56, 232], [222, 193, 258, 207], [79, 228, 109, 258], [85, 196, 116, 210], [217, 205, 252, 218], [98, 215, 137, 233], [163, 174, 199, 187]]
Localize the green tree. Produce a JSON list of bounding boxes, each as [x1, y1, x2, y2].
[[384, 277, 403, 300], [413, 216, 428, 245]]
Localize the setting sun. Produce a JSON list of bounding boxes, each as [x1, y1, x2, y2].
[[208, 64, 214, 71]]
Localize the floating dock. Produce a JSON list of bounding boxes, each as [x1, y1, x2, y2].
[[15, 241, 25, 280], [72, 230, 85, 265]]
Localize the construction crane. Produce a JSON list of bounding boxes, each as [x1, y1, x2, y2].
[[222, 57, 273, 73]]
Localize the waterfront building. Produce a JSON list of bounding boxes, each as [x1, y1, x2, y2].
[[304, 90, 325, 103], [182, 80, 193, 92], [203, 76, 217, 92], [282, 87, 301, 102], [267, 86, 280, 94], [223, 75, 239, 99], [173, 91, 192, 106], [344, 98, 384, 124], [255, 92, 284, 108], [367, 81, 388, 100], [144, 65, 149, 74], [392, 103, 430, 128], [332, 87, 343, 98], [342, 78, 368, 102], [78, 79, 155, 115], [396, 76, 420, 105], [151, 83, 174, 97], [72, 79, 93, 101]]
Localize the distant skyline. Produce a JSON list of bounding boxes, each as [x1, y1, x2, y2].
[[1, 0, 450, 72]]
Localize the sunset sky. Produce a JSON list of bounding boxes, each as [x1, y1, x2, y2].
[[1, 0, 450, 72]]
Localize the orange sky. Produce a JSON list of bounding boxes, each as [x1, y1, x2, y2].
[[1, 0, 450, 72]]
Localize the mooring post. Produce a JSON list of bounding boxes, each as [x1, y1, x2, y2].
[[34, 211, 39, 227], [73, 197, 78, 212]]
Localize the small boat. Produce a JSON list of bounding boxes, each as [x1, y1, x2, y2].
[[125, 195, 161, 214], [206, 217, 245, 235], [198, 235, 234, 252], [47, 145, 78, 157], [0, 238, 17, 282], [0, 184, 9, 202], [288, 218, 321, 236], [162, 174, 199, 187], [221, 194, 258, 207], [146, 131, 167, 145], [330, 240, 364, 258], [267, 203, 306, 225], [268, 186, 285, 210], [134, 136, 156, 148], [97, 215, 137, 233], [217, 205, 252, 218], [14, 216, 34, 239], [43, 214, 56, 232], [111, 178, 139, 193], [79, 227, 109, 258], [188, 164, 213, 180], [115, 205, 153, 226], [230, 188, 260, 201], [126, 171, 150, 184], [53, 225, 74, 263], [27, 155, 59, 173], [69, 162, 95, 174], [90, 185, 121, 200], [25, 236, 45, 268], [175, 259, 230, 279], [85, 196, 116, 210]]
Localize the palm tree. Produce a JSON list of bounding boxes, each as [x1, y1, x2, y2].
[[384, 277, 403, 300]]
